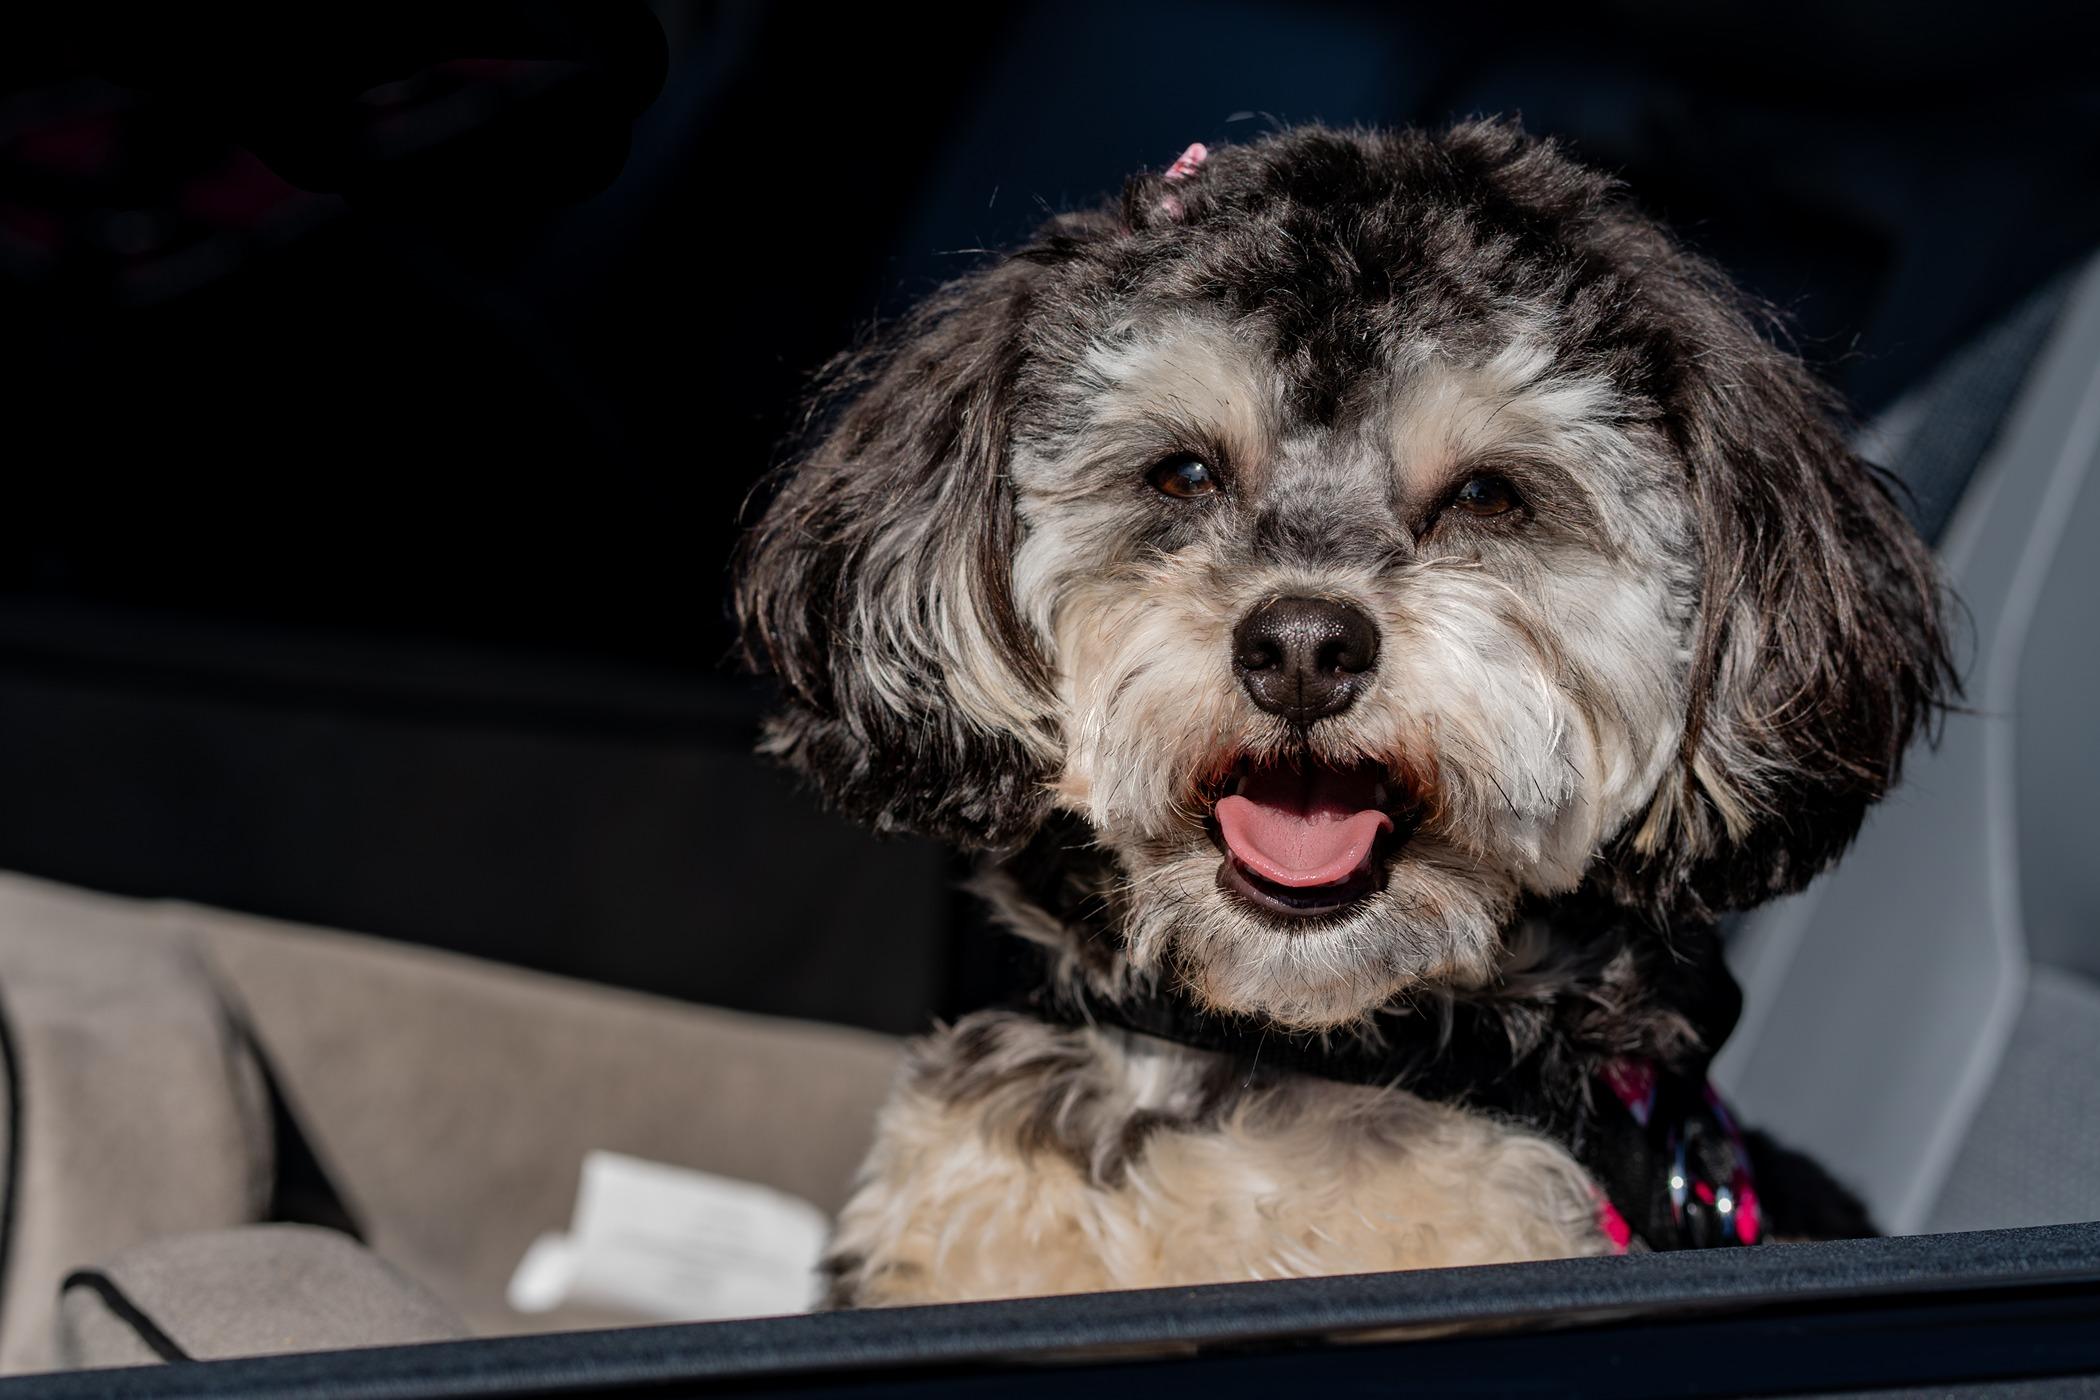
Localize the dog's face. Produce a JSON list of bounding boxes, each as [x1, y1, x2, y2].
[[739, 123, 1947, 1030], [1007, 317, 1696, 1024]]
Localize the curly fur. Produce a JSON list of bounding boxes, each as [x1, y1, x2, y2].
[[736, 120, 1949, 1304]]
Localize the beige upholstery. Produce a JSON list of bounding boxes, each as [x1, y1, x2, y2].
[[0, 877, 274, 1373], [56, 1226, 465, 1368], [0, 871, 905, 1372], [194, 899, 904, 1337]]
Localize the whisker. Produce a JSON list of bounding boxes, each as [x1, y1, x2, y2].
[[1483, 770, 1520, 818]]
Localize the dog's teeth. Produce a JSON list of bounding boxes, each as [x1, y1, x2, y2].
[[1373, 781, 1390, 807]]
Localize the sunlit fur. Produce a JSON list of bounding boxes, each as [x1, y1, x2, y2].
[[736, 121, 1951, 1304], [829, 1016, 1608, 1306]]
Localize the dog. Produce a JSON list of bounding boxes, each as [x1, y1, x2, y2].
[[735, 121, 1951, 1306]]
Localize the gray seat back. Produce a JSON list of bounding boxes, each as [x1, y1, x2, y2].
[[1715, 253, 2100, 1235]]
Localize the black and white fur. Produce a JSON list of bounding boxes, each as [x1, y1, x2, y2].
[[737, 122, 1950, 1304]]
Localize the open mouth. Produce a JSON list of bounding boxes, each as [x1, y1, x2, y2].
[[1205, 757, 1422, 919]]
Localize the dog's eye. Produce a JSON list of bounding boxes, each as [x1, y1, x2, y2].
[[1147, 454, 1218, 500], [1447, 474, 1520, 518]]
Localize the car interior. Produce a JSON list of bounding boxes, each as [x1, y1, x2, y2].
[[1, 3, 2096, 1394]]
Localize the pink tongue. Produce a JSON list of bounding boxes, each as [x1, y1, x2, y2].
[[1215, 765, 1393, 889]]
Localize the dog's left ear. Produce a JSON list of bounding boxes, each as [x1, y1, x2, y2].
[[734, 253, 1062, 850], [1619, 257, 1955, 914]]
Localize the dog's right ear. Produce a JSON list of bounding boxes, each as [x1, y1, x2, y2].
[[735, 255, 1060, 850]]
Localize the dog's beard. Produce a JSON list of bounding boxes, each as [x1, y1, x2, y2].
[[1041, 550, 1688, 1032]]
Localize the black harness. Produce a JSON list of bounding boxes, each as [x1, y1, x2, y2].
[[1020, 932, 1763, 1253]]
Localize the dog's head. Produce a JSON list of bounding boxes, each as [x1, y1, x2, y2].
[[737, 122, 1950, 1030]]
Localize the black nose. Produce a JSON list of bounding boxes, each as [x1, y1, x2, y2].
[[1232, 596, 1380, 722]]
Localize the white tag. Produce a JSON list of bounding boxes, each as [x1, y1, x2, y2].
[[506, 1150, 831, 1322]]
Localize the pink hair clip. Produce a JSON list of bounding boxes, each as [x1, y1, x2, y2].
[[1157, 142, 1209, 220], [1164, 142, 1209, 182]]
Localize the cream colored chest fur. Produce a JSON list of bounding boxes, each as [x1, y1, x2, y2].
[[826, 1019, 1612, 1306]]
